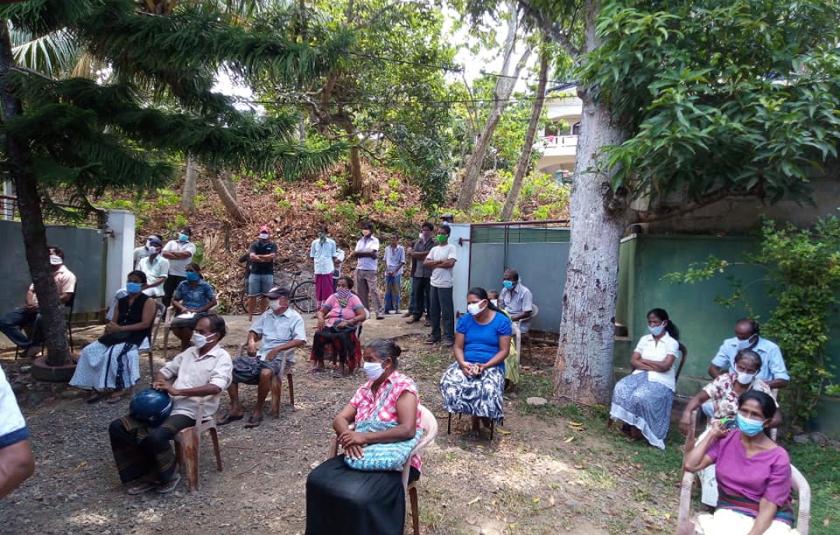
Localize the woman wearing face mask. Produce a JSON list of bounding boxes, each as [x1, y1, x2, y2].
[[71, 271, 157, 403], [680, 350, 781, 507], [439, 287, 512, 438], [609, 308, 683, 449], [681, 391, 797, 535], [170, 263, 217, 350], [306, 339, 422, 535], [310, 276, 367, 375]]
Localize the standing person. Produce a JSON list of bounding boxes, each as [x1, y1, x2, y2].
[[406, 222, 435, 325], [383, 235, 405, 314], [310, 226, 338, 310], [0, 246, 76, 357], [0, 366, 35, 498], [350, 222, 383, 320], [161, 227, 196, 307], [247, 225, 278, 321], [133, 234, 164, 269], [137, 236, 169, 299], [423, 225, 457, 346]]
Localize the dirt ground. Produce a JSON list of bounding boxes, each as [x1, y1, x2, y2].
[[0, 314, 680, 535]]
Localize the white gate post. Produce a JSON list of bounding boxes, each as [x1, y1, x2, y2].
[[105, 210, 136, 302]]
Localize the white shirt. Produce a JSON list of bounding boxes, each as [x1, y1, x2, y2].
[[249, 308, 307, 362], [0, 366, 28, 448], [159, 345, 233, 420], [354, 235, 380, 271], [632, 333, 681, 391], [133, 246, 152, 268], [428, 243, 457, 288], [384, 245, 406, 275], [310, 238, 338, 275], [162, 240, 196, 277], [138, 255, 169, 297]]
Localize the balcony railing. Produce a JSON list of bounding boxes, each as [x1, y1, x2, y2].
[[540, 135, 578, 148]]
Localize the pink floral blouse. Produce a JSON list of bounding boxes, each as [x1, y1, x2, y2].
[[702, 372, 774, 420]]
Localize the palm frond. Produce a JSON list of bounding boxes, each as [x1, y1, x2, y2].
[[8, 25, 82, 78]]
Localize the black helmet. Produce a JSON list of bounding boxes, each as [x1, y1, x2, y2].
[[129, 388, 173, 427]]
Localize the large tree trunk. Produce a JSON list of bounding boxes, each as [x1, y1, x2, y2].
[[0, 23, 70, 366], [501, 44, 550, 221], [210, 171, 247, 223], [552, 0, 630, 405], [181, 155, 198, 213], [456, 4, 531, 211]]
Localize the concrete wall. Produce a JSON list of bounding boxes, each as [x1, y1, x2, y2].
[[0, 221, 107, 320]]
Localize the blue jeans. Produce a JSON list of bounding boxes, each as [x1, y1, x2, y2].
[[384, 274, 401, 312], [0, 307, 41, 348]]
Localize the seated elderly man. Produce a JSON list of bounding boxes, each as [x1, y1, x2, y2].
[[108, 314, 232, 495], [222, 287, 306, 428], [499, 269, 534, 333]]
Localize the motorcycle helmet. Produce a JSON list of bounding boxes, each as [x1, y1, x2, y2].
[[129, 388, 173, 427]]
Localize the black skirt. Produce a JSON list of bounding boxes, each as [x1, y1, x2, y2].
[[306, 455, 416, 535]]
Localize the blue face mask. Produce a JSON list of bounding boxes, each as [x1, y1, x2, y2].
[[736, 413, 765, 436], [178, 233, 189, 243], [126, 282, 143, 294], [502, 280, 514, 290], [648, 324, 666, 337], [185, 271, 200, 282]]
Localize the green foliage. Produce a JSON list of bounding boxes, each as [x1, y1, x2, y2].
[[667, 217, 840, 429], [154, 188, 180, 209], [580, 0, 840, 205]]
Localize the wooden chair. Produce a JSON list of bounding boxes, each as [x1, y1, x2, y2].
[[677, 464, 810, 534], [328, 404, 438, 535], [141, 300, 167, 377], [173, 399, 223, 492], [236, 342, 295, 412]]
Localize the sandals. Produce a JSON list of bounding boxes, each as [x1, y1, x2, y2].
[[156, 473, 181, 494], [217, 413, 244, 426], [127, 480, 157, 495], [244, 414, 263, 429], [86, 392, 106, 404]]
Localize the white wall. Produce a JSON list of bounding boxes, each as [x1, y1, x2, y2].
[[105, 210, 136, 301], [448, 223, 471, 316]]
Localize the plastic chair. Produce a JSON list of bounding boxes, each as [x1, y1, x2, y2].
[[356, 308, 370, 340], [173, 399, 223, 492], [677, 464, 810, 534], [328, 404, 438, 535], [141, 300, 166, 377]]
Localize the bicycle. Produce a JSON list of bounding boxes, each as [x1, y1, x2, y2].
[[238, 267, 317, 315]]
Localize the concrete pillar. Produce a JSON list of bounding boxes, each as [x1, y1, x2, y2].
[[448, 223, 472, 317], [105, 209, 135, 302]]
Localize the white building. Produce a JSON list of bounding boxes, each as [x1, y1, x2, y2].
[[535, 86, 582, 180]]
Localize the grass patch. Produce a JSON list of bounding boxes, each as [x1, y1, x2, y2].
[[789, 443, 840, 534]]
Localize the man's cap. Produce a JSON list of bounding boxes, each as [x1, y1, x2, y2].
[[148, 237, 163, 246], [265, 286, 289, 299], [259, 224, 270, 234]]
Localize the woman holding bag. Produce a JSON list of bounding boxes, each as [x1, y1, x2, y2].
[[306, 339, 422, 535]]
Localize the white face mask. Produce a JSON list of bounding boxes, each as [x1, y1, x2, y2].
[[363, 361, 384, 381], [49, 254, 63, 266], [148, 246, 160, 254], [191, 332, 214, 349], [258, 233, 269, 240], [467, 300, 486, 316], [736, 371, 756, 385], [736, 336, 756, 351], [490, 299, 498, 307], [269, 299, 285, 312]]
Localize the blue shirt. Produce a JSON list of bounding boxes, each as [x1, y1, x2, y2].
[[173, 279, 216, 310], [456, 311, 513, 372], [710, 336, 790, 383]]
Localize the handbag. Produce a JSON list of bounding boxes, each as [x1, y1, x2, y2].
[[98, 330, 133, 346], [343, 382, 423, 472]]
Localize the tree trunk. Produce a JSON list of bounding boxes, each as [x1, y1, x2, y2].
[[552, 0, 630, 405], [348, 144, 363, 195], [0, 22, 70, 366], [456, 4, 531, 211], [181, 155, 197, 213], [210, 171, 247, 223], [501, 45, 550, 221]]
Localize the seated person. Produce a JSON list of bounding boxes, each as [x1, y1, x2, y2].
[[310, 276, 367, 375], [169, 263, 217, 350], [439, 287, 511, 437], [222, 288, 306, 428], [680, 349, 781, 507], [609, 308, 681, 449], [0, 246, 76, 357], [306, 339, 421, 535], [488, 289, 520, 389], [499, 269, 533, 333], [70, 271, 156, 403], [0, 365, 35, 498], [681, 391, 797, 535], [108, 315, 232, 495]]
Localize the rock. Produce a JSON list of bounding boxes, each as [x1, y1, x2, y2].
[[564, 499, 582, 512], [792, 434, 810, 445], [526, 397, 547, 406], [809, 432, 830, 446]]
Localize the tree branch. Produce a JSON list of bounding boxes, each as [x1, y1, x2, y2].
[[633, 188, 760, 223], [517, 0, 581, 57]]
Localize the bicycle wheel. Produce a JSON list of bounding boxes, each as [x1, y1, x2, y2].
[[291, 280, 317, 314]]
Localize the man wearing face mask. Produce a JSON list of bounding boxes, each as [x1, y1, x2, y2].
[[162, 227, 196, 307], [498, 269, 534, 333], [247, 225, 278, 321], [133, 234, 164, 269], [0, 246, 76, 357], [423, 225, 457, 346], [350, 222, 383, 320], [222, 287, 306, 428], [406, 222, 435, 325], [708, 319, 789, 389], [137, 236, 169, 299], [109, 314, 232, 495], [310, 225, 339, 310]]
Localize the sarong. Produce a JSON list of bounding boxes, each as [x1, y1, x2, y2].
[[695, 508, 799, 535], [232, 350, 294, 384], [311, 327, 360, 371], [108, 414, 195, 484], [70, 340, 143, 391], [609, 371, 673, 449], [315, 274, 334, 302], [439, 362, 505, 422]]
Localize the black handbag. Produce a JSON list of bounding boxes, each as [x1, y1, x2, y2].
[[98, 330, 133, 346]]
